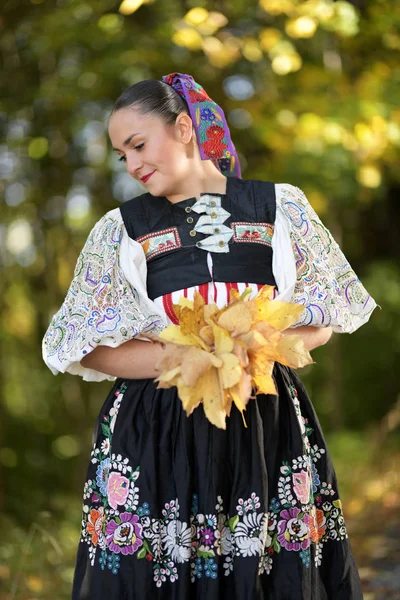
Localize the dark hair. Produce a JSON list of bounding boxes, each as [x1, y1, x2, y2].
[[111, 80, 189, 125]]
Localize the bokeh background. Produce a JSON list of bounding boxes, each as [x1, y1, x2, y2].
[[1, 0, 400, 598]]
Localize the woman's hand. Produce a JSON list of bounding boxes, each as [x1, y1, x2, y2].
[[283, 325, 333, 352]]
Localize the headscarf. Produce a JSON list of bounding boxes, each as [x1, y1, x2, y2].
[[162, 72, 241, 178]]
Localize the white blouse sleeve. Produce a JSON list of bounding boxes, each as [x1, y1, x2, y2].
[[42, 208, 167, 382], [272, 183, 377, 333]]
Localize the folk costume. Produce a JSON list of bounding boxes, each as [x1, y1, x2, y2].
[[43, 73, 376, 599]]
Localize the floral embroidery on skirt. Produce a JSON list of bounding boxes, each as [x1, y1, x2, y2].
[[73, 366, 363, 599]]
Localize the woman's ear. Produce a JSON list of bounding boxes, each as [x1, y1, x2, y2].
[[175, 113, 194, 145]]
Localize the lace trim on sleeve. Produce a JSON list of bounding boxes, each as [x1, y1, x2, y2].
[[275, 183, 377, 333], [42, 208, 166, 381]]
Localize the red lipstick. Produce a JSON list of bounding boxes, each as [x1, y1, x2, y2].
[[141, 171, 155, 183]]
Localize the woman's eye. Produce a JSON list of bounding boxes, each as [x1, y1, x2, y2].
[[117, 143, 144, 162]]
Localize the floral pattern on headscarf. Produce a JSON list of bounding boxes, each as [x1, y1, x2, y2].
[[162, 72, 241, 178]]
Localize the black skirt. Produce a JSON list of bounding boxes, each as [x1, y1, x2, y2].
[[72, 363, 363, 599]]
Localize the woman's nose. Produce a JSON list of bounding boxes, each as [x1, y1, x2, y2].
[[126, 153, 143, 177]]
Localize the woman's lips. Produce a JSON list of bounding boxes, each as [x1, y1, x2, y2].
[[141, 171, 155, 183]]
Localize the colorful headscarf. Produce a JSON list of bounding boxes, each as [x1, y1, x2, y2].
[[162, 72, 241, 178]]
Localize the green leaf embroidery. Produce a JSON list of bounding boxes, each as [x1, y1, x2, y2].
[[137, 546, 147, 560], [142, 539, 151, 554], [101, 424, 111, 437], [197, 549, 215, 558], [273, 536, 281, 553], [228, 514, 239, 532]]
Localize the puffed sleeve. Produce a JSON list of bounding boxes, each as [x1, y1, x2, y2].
[[42, 208, 167, 382], [272, 183, 377, 333]]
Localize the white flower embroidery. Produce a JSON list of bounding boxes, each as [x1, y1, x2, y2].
[[101, 438, 110, 455], [162, 520, 191, 563], [234, 512, 268, 557]]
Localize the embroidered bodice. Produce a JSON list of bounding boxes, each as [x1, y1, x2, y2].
[[118, 177, 277, 300], [42, 181, 377, 382]]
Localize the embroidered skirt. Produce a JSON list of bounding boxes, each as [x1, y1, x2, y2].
[[72, 363, 363, 599]]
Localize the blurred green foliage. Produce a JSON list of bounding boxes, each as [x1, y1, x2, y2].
[[0, 0, 399, 597]]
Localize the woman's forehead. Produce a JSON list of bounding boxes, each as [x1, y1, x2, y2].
[[108, 109, 159, 145], [109, 108, 151, 130]]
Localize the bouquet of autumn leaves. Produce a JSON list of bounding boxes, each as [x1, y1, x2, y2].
[[148, 285, 313, 429]]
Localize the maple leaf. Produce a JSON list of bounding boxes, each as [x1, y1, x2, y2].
[[152, 286, 313, 429]]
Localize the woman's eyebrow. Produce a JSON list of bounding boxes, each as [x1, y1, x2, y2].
[[112, 132, 140, 151]]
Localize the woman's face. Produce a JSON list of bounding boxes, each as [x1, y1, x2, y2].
[[108, 107, 193, 197]]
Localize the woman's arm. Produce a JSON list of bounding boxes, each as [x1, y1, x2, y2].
[[80, 338, 167, 379], [80, 326, 332, 379], [285, 325, 333, 351]]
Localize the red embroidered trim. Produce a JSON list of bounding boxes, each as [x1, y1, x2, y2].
[[198, 283, 208, 303], [231, 222, 274, 247], [136, 227, 181, 260], [162, 293, 179, 324]]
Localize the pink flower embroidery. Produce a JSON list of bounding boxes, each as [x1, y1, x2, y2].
[[107, 471, 130, 510], [292, 469, 311, 505]]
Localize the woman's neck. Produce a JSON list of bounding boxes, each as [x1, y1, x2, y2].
[[166, 171, 228, 204]]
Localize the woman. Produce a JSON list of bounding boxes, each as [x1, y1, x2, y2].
[[43, 73, 376, 599]]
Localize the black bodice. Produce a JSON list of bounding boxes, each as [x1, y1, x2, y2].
[[119, 177, 277, 300]]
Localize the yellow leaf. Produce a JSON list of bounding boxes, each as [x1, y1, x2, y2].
[[252, 298, 304, 331], [255, 335, 313, 369], [218, 353, 242, 389], [217, 303, 252, 335], [201, 368, 227, 429], [181, 347, 220, 386], [158, 326, 194, 345], [177, 297, 194, 309], [253, 370, 277, 396], [249, 351, 277, 395], [212, 322, 234, 354], [277, 334, 313, 368], [229, 370, 253, 411], [237, 329, 268, 350], [252, 321, 277, 340], [180, 305, 210, 350], [252, 284, 275, 304], [150, 284, 312, 429], [227, 287, 241, 303], [233, 340, 249, 367], [203, 303, 219, 323], [224, 394, 233, 416], [178, 379, 204, 415], [199, 325, 214, 345], [155, 365, 181, 385], [193, 289, 206, 319]]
